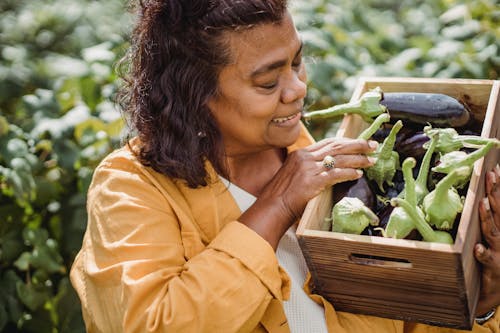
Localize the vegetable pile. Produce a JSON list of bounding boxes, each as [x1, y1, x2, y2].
[[306, 88, 500, 244]]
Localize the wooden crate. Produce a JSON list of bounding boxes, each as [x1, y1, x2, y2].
[[297, 77, 500, 329]]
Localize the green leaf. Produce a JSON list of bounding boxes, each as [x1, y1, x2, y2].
[[16, 281, 50, 312], [74, 118, 106, 146], [53, 139, 80, 172], [80, 76, 101, 110], [31, 245, 65, 274], [14, 252, 32, 271], [105, 117, 125, 139], [0, 229, 25, 262], [0, 166, 36, 205], [22, 89, 61, 118], [0, 116, 9, 137], [22, 227, 49, 246], [55, 77, 83, 113], [4, 138, 29, 160]]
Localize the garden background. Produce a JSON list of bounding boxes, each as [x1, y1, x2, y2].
[[0, 0, 498, 332]]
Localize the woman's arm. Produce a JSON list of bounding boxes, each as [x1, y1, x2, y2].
[[70, 153, 287, 333]]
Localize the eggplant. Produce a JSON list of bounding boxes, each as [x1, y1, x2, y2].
[[396, 131, 430, 160], [380, 92, 470, 127], [332, 176, 375, 211]]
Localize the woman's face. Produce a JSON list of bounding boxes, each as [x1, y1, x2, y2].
[[208, 12, 307, 157]]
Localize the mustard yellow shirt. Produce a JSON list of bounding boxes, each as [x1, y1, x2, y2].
[[70, 123, 499, 333]]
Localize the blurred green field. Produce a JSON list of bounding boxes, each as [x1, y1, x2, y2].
[[0, 0, 498, 331]]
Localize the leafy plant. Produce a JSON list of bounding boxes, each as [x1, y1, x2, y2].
[[0, 0, 130, 331]]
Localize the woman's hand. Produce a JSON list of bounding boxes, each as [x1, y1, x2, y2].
[[239, 137, 377, 249], [475, 164, 500, 316], [268, 137, 378, 220]]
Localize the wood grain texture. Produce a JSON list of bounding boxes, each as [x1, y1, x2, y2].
[[297, 77, 500, 329]]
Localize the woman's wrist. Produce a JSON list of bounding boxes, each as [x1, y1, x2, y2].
[[239, 198, 296, 250], [475, 308, 496, 325]]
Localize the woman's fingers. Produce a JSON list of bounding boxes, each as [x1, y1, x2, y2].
[[316, 154, 376, 170], [307, 137, 378, 159], [474, 241, 500, 315], [475, 166, 500, 315], [304, 137, 378, 176], [486, 167, 500, 230], [481, 170, 500, 251], [475, 243, 494, 266], [479, 196, 499, 251], [319, 168, 364, 186]]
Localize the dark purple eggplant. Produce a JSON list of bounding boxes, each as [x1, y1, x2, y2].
[[396, 131, 430, 159], [332, 176, 375, 211], [380, 92, 470, 127], [375, 204, 394, 231]]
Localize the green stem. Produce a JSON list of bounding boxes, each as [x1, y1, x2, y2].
[[457, 136, 500, 149], [401, 158, 417, 207], [303, 100, 368, 120], [358, 113, 391, 140], [433, 168, 460, 203], [303, 89, 386, 122], [361, 206, 380, 226], [434, 141, 496, 173], [391, 198, 453, 244], [415, 134, 437, 199], [378, 120, 403, 160]]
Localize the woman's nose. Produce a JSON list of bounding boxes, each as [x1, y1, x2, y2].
[[281, 68, 307, 104]]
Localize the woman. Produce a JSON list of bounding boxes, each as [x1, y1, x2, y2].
[[70, 0, 500, 332]]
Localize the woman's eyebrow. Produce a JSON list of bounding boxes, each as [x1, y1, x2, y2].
[[250, 41, 303, 78]]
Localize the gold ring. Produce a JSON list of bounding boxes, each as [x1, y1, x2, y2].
[[322, 155, 336, 169]]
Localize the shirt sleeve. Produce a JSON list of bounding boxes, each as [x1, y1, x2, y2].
[[70, 154, 287, 333]]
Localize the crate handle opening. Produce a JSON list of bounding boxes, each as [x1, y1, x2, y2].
[[349, 253, 412, 268]]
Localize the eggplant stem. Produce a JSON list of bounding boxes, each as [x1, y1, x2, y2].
[[401, 158, 417, 207], [459, 136, 500, 148], [414, 134, 438, 202], [358, 113, 391, 141], [304, 89, 386, 122], [433, 141, 496, 173], [379, 120, 403, 160]]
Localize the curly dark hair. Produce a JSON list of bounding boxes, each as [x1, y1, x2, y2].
[[117, 0, 288, 188]]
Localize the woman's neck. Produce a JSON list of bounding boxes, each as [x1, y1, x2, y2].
[[225, 148, 285, 196]]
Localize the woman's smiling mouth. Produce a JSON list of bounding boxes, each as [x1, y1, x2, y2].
[[271, 112, 301, 124]]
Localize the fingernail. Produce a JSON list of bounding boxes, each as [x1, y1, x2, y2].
[[495, 164, 500, 177], [368, 141, 378, 149], [476, 244, 484, 255], [356, 169, 364, 177], [482, 197, 490, 211], [368, 157, 377, 164]]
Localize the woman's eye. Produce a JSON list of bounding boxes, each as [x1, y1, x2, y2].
[[260, 82, 278, 90], [292, 55, 302, 68]]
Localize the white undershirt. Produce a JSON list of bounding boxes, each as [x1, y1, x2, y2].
[[219, 177, 329, 333]]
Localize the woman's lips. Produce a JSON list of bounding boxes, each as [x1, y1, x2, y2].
[[271, 112, 302, 124]]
